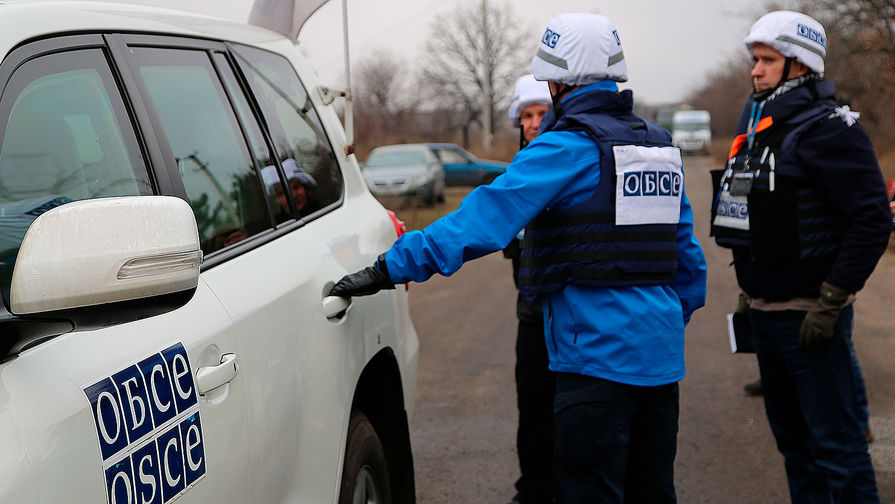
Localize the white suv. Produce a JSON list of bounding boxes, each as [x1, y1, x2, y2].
[[0, 3, 419, 503]]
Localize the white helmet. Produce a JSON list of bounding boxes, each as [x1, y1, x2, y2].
[[744, 10, 826, 74], [508, 74, 552, 126], [531, 13, 627, 85]]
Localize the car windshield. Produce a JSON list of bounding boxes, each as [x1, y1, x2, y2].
[[673, 123, 709, 131], [366, 150, 426, 168]]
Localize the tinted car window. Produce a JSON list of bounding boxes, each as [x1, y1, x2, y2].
[[133, 48, 271, 254], [232, 45, 342, 218], [0, 49, 150, 291]]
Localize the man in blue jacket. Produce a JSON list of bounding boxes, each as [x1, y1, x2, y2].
[[710, 10, 889, 503], [332, 13, 707, 503]]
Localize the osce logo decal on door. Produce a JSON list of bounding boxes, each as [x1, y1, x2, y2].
[[83, 342, 206, 504]]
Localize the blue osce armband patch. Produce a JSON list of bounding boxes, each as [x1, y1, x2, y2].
[[83, 342, 206, 504]]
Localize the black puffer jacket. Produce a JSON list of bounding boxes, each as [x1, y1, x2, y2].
[[730, 79, 890, 299]]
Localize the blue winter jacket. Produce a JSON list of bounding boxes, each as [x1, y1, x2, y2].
[[384, 81, 707, 386]]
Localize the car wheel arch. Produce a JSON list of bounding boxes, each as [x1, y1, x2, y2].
[[347, 348, 415, 504]]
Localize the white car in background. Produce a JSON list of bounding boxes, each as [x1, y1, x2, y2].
[[0, 2, 418, 504], [363, 144, 446, 205]]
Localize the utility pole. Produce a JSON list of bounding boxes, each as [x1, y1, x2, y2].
[[481, 0, 493, 151]]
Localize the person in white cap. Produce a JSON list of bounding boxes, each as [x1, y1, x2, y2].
[[330, 13, 706, 503], [709, 10, 889, 503], [508, 74, 552, 148], [502, 74, 554, 504], [262, 159, 318, 215]]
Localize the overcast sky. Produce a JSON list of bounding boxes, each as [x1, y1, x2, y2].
[[121, 0, 771, 105]]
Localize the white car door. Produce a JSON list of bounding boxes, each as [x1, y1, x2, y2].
[[181, 44, 374, 502], [0, 282, 250, 504], [0, 40, 251, 503], [115, 34, 410, 502], [229, 43, 422, 503], [116, 38, 350, 502]]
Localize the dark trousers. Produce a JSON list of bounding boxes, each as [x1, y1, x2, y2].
[[553, 373, 679, 504], [750, 306, 879, 503], [514, 318, 555, 503]]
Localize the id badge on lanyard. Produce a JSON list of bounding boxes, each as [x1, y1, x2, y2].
[[728, 172, 754, 196]]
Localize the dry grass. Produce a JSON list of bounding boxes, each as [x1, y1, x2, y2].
[[463, 135, 519, 163], [363, 133, 518, 230], [878, 149, 895, 182], [374, 187, 472, 230]]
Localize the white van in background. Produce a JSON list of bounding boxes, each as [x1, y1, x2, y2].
[[671, 110, 712, 154]]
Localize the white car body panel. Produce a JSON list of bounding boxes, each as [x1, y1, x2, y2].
[[2, 281, 250, 503], [200, 200, 403, 502]]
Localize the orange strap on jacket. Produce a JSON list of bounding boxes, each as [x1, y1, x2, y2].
[[728, 116, 774, 159]]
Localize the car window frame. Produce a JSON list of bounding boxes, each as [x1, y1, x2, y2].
[[0, 35, 157, 192], [452, 146, 476, 162], [210, 51, 291, 227], [0, 32, 348, 276], [0, 34, 157, 311], [228, 42, 345, 223], [433, 146, 471, 164], [123, 44, 277, 256], [108, 34, 313, 270]]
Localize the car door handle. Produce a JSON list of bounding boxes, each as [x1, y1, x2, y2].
[[196, 353, 238, 395], [322, 295, 351, 319]]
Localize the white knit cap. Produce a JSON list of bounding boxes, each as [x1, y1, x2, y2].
[[261, 160, 317, 188], [744, 10, 827, 73], [507, 74, 552, 126], [531, 13, 628, 85]]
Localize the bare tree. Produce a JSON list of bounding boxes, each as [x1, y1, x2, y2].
[[686, 55, 753, 139], [799, 0, 895, 50], [793, 0, 895, 142], [356, 51, 405, 113], [686, 1, 895, 151], [352, 51, 420, 156], [419, 0, 531, 149]]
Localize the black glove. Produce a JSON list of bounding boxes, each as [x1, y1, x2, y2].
[[799, 281, 850, 353], [329, 254, 395, 298]]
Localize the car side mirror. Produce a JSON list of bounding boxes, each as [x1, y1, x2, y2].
[[10, 196, 201, 316]]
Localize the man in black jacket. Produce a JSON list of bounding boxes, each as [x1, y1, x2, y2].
[[711, 10, 890, 503], [503, 73, 553, 504]]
